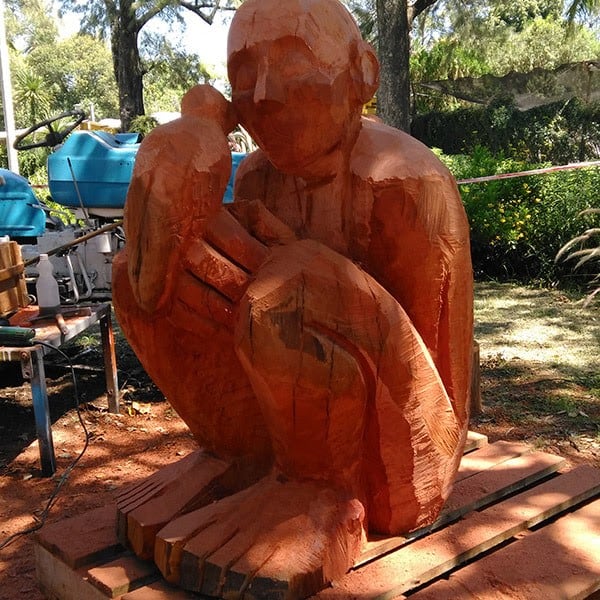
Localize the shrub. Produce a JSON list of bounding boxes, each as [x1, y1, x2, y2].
[[437, 146, 600, 284], [415, 98, 600, 164], [128, 115, 158, 137]]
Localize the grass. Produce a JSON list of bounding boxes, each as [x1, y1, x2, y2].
[[475, 282, 599, 377], [473, 281, 600, 464]]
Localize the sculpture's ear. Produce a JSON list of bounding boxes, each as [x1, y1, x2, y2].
[[354, 40, 379, 105]]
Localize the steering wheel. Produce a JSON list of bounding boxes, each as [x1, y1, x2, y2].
[[14, 109, 86, 151]]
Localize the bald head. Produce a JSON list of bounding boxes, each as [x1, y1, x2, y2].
[[228, 0, 364, 69]]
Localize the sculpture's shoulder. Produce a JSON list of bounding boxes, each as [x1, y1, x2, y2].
[[354, 119, 469, 245], [351, 119, 455, 187]]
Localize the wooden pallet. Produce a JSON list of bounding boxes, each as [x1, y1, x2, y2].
[[34, 432, 600, 600]]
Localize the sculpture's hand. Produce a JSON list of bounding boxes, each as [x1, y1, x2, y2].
[[124, 116, 233, 314], [124, 85, 240, 315], [168, 199, 297, 332]]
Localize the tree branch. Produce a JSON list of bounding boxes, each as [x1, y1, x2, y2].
[[137, 1, 173, 30], [407, 0, 439, 25], [179, 0, 235, 25]]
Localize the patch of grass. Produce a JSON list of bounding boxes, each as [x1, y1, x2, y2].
[[473, 281, 600, 465], [474, 281, 600, 371]]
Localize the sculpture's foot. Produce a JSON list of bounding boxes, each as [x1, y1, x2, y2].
[[116, 450, 264, 560], [155, 473, 366, 599]]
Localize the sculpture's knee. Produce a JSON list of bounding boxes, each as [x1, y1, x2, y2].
[[235, 275, 369, 487]]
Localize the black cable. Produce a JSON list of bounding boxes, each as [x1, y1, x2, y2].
[[0, 341, 90, 550]]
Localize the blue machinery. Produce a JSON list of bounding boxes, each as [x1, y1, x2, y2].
[[0, 129, 246, 298]]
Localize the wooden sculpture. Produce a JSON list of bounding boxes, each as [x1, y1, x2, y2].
[[112, 0, 474, 597]]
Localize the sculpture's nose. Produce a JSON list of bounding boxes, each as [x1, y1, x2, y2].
[[253, 57, 285, 106]]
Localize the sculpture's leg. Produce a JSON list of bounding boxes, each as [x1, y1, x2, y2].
[[153, 239, 467, 598], [153, 285, 370, 595], [112, 250, 271, 462], [235, 239, 465, 534]]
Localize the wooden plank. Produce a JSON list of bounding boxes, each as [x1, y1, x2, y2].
[[35, 504, 122, 569], [0, 262, 24, 284], [407, 498, 600, 600], [33, 453, 598, 600], [10, 241, 29, 307], [0, 241, 28, 316], [320, 465, 600, 599], [463, 430, 487, 453], [121, 581, 203, 599], [441, 449, 564, 522], [35, 544, 114, 600], [357, 447, 562, 565], [454, 440, 530, 483], [87, 555, 159, 598]]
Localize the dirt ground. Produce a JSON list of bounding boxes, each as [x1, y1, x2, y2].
[[0, 283, 598, 599]]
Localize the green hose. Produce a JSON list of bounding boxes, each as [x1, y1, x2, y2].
[[0, 326, 36, 346]]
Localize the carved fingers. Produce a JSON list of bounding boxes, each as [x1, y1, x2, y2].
[[228, 199, 297, 247], [169, 206, 282, 331]]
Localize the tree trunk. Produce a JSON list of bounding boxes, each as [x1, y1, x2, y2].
[[376, 0, 411, 132], [110, 0, 144, 132]]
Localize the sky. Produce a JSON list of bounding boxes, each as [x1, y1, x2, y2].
[[146, 10, 233, 81]]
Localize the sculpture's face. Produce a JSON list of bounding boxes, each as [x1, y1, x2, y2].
[[228, 0, 364, 175]]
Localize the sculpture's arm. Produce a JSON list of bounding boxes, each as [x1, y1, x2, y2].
[[124, 116, 233, 315], [365, 172, 474, 427]]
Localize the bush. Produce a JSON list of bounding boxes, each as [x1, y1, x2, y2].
[[415, 98, 600, 164], [128, 115, 159, 137], [437, 146, 600, 284]]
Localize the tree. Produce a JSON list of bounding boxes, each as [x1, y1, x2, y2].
[[141, 34, 214, 114], [374, 0, 440, 131], [4, 0, 58, 52], [13, 67, 53, 124], [27, 34, 119, 120], [58, 0, 239, 131], [566, 0, 600, 21], [411, 0, 600, 114]]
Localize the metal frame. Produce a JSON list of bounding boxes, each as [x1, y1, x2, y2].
[[1, 303, 119, 476]]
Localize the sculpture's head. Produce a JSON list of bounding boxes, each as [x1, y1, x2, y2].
[[181, 84, 236, 134], [227, 0, 379, 175]]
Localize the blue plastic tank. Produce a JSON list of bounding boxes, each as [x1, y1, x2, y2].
[[48, 131, 141, 209], [49, 131, 246, 209], [0, 169, 45, 237], [224, 152, 246, 203]]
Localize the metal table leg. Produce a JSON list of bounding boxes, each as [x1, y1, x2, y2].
[[21, 348, 56, 477], [99, 306, 119, 414]]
